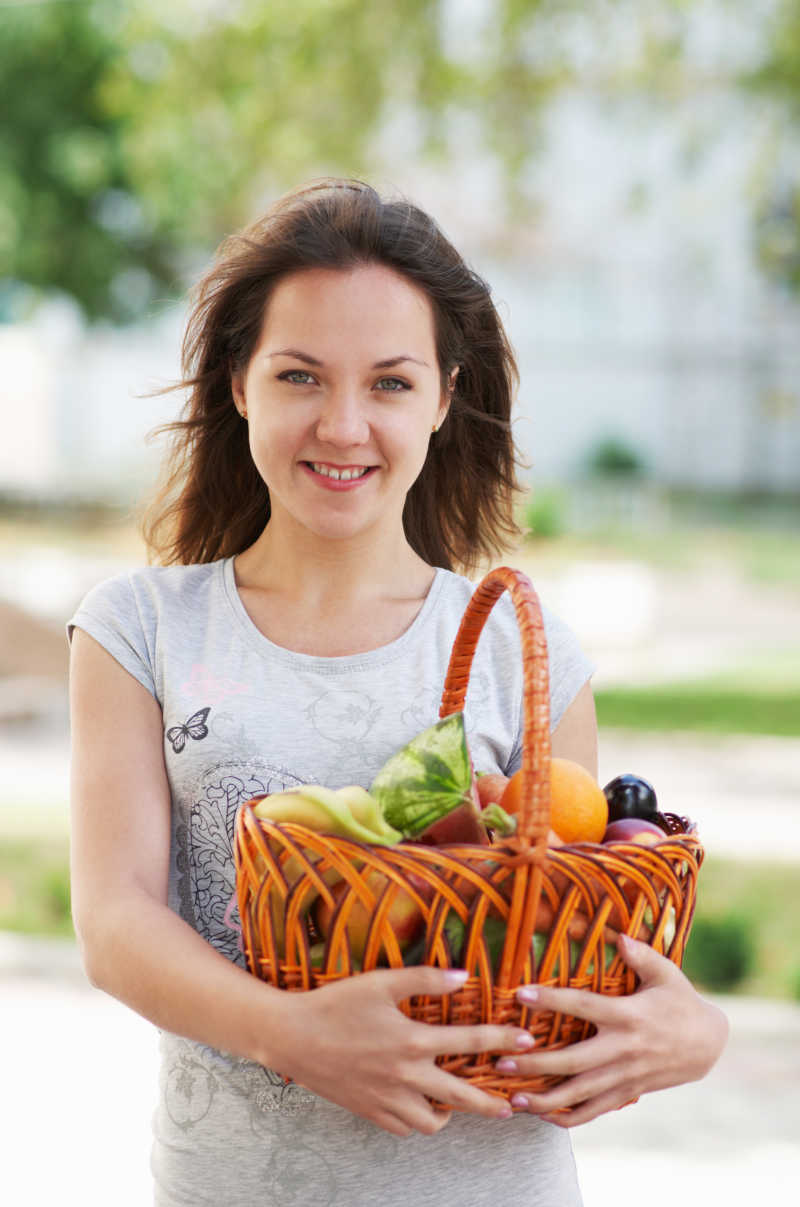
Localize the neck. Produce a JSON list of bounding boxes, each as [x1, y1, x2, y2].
[[233, 515, 433, 607]]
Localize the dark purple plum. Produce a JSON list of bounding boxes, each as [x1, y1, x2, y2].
[[602, 774, 659, 823]]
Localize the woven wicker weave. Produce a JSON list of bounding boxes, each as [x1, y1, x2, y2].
[[235, 566, 703, 1100]]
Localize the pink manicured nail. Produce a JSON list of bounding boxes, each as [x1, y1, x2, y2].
[[443, 969, 469, 987], [496, 1058, 518, 1073], [511, 1094, 529, 1110], [516, 1032, 535, 1050], [517, 986, 539, 1005], [497, 1105, 513, 1120]]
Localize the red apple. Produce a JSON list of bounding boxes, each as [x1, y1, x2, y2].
[[602, 817, 665, 846]]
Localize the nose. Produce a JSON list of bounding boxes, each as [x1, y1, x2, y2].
[[314, 387, 370, 447]]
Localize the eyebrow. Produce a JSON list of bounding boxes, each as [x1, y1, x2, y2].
[[267, 348, 430, 369]]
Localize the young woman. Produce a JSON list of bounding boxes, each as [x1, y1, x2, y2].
[[69, 179, 727, 1205]]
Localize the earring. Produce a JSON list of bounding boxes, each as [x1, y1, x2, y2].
[[431, 424, 438, 433]]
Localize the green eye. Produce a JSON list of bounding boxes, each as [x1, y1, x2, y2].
[[280, 370, 315, 384], [376, 377, 410, 392]]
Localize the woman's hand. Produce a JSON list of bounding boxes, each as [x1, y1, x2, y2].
[[494, 934, 729, 1128], [274, 965, 538, 1137]]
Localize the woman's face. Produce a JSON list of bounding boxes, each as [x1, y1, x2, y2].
[[232, 263, 452, 549]]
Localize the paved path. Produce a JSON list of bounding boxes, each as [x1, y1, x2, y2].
[[2, 935, 799, 1206]]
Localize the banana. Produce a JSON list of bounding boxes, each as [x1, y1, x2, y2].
[[252, 785, 402, 845], [334, 785, 403, 841]]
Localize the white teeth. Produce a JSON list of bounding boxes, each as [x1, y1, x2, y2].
[[310, 463, 369, 481]]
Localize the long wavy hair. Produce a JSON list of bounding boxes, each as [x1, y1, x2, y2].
[[142, 178, 524, 574]]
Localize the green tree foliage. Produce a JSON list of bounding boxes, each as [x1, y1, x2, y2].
[[0, 0, 561, 321], [0, 0, 175, 320], [4, 0, 800, 321]]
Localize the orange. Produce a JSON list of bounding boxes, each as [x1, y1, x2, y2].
[[499, 769, 592, 847], [498, 771, 522, 815], [548, 757, 608, 844]]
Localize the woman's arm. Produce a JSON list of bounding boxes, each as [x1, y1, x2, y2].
[[550, 680, 598, 777], [69, 627, 295, 1064], [69, 629, 533, 1135]]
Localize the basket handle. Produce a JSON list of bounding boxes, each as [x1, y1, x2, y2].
[[439, 566, 551, 854]]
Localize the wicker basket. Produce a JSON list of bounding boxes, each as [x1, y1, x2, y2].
[[234, 566, 703, 1101]]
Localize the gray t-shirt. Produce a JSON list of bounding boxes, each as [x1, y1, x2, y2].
[[70, 557, 593, 1206]]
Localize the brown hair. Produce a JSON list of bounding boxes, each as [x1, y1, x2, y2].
[[143, 178, 524, 574]]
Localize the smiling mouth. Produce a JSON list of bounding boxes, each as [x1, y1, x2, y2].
[[306, 462, 375, 481]]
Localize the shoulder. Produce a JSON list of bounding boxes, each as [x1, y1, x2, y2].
[[67, 561, 227, 702], [433, 566, 565, 650], [433, 565, 595, 718], [68, 561, 226, 656], [73, 560, 223, 621]]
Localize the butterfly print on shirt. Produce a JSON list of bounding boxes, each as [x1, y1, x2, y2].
[[167, 707, 211, 754]]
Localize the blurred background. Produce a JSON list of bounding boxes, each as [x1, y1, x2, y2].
[[1, 0, 798, 1203]]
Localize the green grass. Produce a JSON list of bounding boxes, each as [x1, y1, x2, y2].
[[595, 684, 800, 737], [518, 487, 800, 588], [0, 835, 74, 939], [688, 856, 800, 1000]]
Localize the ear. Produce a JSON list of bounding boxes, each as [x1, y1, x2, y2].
[[231, 370, 247, 418], [437, 366, 459, 428]]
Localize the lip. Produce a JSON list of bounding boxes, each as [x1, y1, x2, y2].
[[300, 461, 379, 491]]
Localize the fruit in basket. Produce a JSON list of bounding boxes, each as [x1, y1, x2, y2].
[[414, 801, 490, 845], [602, 817, 664, 845], [479, 763, 604, 846], [251, 784, 402, 844], [370, 712, 514, 844], [531, 931, 617, 979], [548, 758, 609, 844], [313, 869, 429, 961], [401, 910, 508, 974], [248, 786, 404, 959], [501, 772, 523, 816], [477, 768, 526, 819], [475, 773, 510, 809], [602, 774, 659, 823], [444, 911, 507, 975]]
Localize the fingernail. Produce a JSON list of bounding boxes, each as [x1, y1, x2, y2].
[[497, 1105, 513, 1120], [443, 969, 469, 987], [511, 1094, 529, 1110], [496, 1058, 518, 1073], [516, 1032, 535, 1050], [517, 986, 539, 1005]]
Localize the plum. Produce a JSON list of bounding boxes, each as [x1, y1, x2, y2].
[[602, 817, 664, 845], [603, 774, 659, 823]]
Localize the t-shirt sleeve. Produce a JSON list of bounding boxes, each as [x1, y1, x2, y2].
[[67, 572, 158, 701], [506, 602, 595, 777]]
